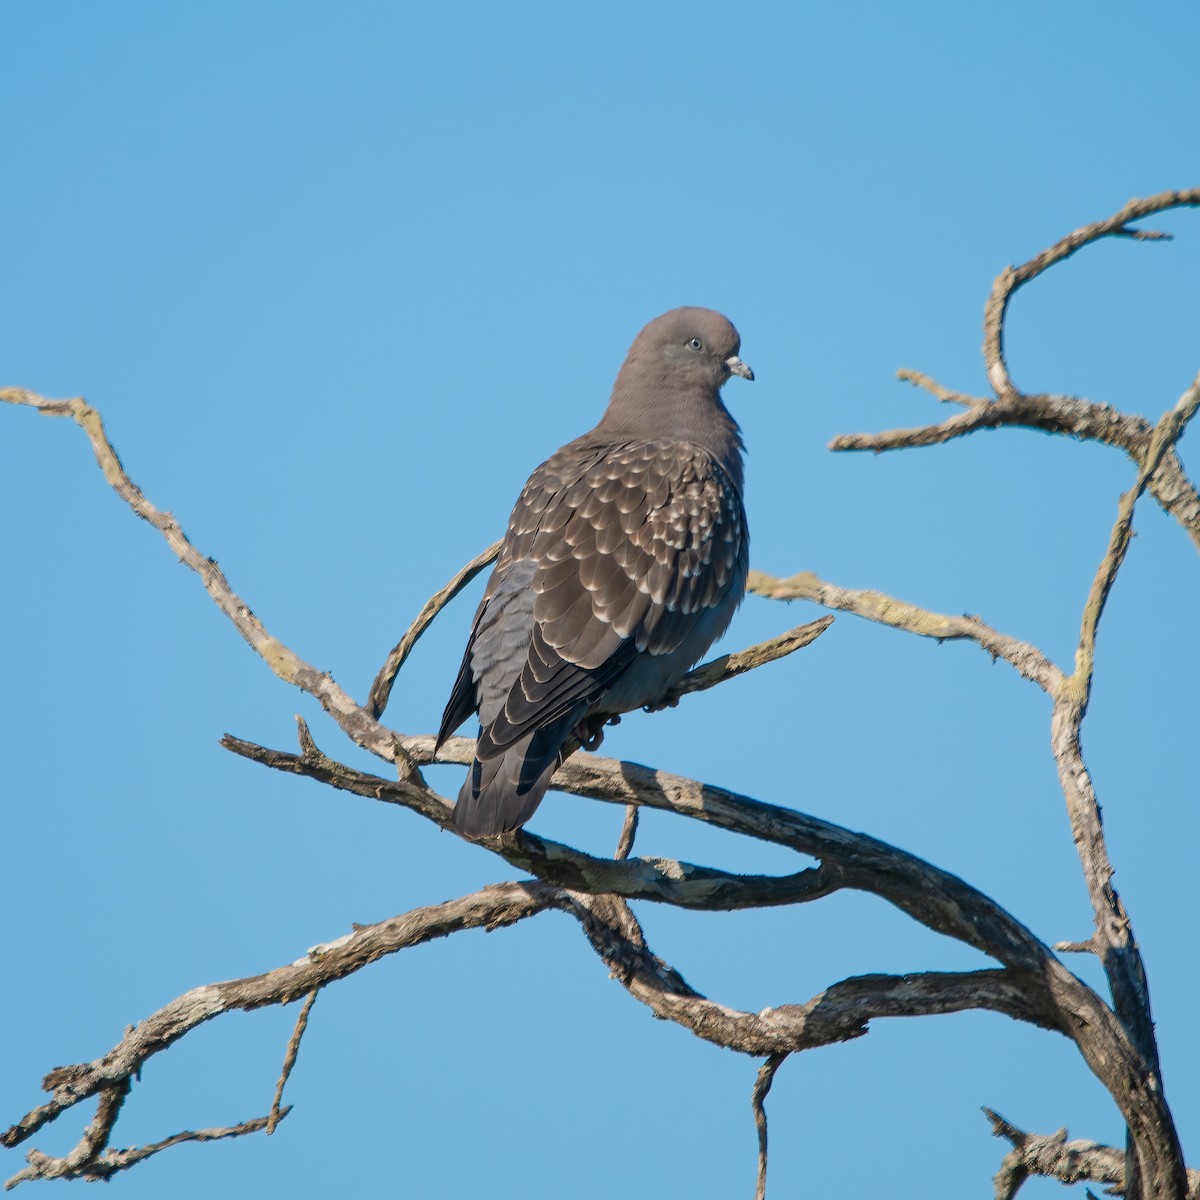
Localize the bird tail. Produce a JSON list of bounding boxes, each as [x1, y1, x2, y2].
[[453, 712, 582, 838]]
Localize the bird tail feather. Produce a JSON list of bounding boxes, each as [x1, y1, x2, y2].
[[452, 710, 583, 838]]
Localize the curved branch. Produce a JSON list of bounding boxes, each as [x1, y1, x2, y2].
[[664, 616, 834, 699], [1038, 375, 1200, 1200], [367, 538, 503, 719], [832, 379, 1151, 456], [221, 730, 841, 911], [752, 1054, 787, 1200], [2, 882, 558, 1159], [745, 569, 1063, 695], [984, 189, 1200, 399], [830, 377, 1200, 553]]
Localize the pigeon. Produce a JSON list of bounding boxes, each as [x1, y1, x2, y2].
[[436, 307, 753, 838]]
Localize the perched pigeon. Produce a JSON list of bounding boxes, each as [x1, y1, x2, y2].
[[437, 307, 753, 838]]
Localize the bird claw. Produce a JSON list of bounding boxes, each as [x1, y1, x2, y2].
[[642, 694, 680, 714], [576, 713, 620, 752]]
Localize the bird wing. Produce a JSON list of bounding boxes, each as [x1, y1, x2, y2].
[[467, 437, 747, 756]]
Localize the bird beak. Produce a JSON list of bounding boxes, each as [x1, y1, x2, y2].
[[725, 355, 754, 381]]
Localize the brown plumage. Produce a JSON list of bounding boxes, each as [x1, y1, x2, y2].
[[437, 307, 753, 837]]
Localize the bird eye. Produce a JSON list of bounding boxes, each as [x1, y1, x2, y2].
[[687, 337, 703, 351]]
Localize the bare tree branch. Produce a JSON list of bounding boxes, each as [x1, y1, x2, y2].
[[221, 730, 842, 912], [6, 1110, 290, 1190], [0, 389, 406, 765], [1075, 372, 1200, 703], [825, 189, 1200, 554], [745, 569, 1063, 695], [983, 190, 1200, 400], [664, 615, 834, 699], [829, 379, 1200, 553], [2, 873, 1069, 1190], [613, 804, 638, 860], [367, 538, 503, 719], [753, 1054, 787, 1200], [2, 882, 558, 1162], [268, 990, 318, 1136], [984, 1109, 1200, 1200], [1038, 375, 1200, 1200], [220, 726, 1187, 1180]]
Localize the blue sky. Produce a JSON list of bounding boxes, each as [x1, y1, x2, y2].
[[3, 2, 1198, 1196]]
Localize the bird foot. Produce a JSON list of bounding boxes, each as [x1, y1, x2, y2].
[[576, 713, 620, 752], [642, 694, 680, 713]]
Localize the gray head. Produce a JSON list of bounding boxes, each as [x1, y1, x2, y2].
[[598, 307, 752, 472], [614, 306, 753, 396]]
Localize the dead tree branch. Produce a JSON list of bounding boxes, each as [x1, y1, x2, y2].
[[984, 1110, 1200, 1200], [268, 990, 319, 1136], [827, 189, 1200, 553], [367, 538, 503, 718], [2, 882, 557, 1176], [745, 570, 1062, 695], [221, 726, 1183, 1179], [753, 1054, 787, 1200]]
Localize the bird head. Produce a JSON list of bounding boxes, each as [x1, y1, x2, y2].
[[621, 307, 754, 395]]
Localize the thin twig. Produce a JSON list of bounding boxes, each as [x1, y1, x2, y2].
[[6, 1112, 290, 1189], [752, 1054, 787, 1200], [1073, 371, 1200, 706], [614, 805, 638, 860], [269, 990, 319, 1135], [663, 616, 834, 702], [984, 189, 1200, 399], [367, 539, 503, 719]]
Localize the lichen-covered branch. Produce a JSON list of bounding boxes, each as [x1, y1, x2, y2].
[[829, 378, 1200, 552], [984, 1110, 1200, 1200], [1036, 375, 1200, 1200], [220, 727, 1183, 1179], [826, 189, 1200, 554], [221, 729, 842, 912], [2, 868, 1072, 1191], [5, 1110, 290, 1190], [2, 882, 558, 1186], [745, 569, 1063, 695]]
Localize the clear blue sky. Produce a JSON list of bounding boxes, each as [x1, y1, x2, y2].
[[3, 3, 1198, 1196]]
